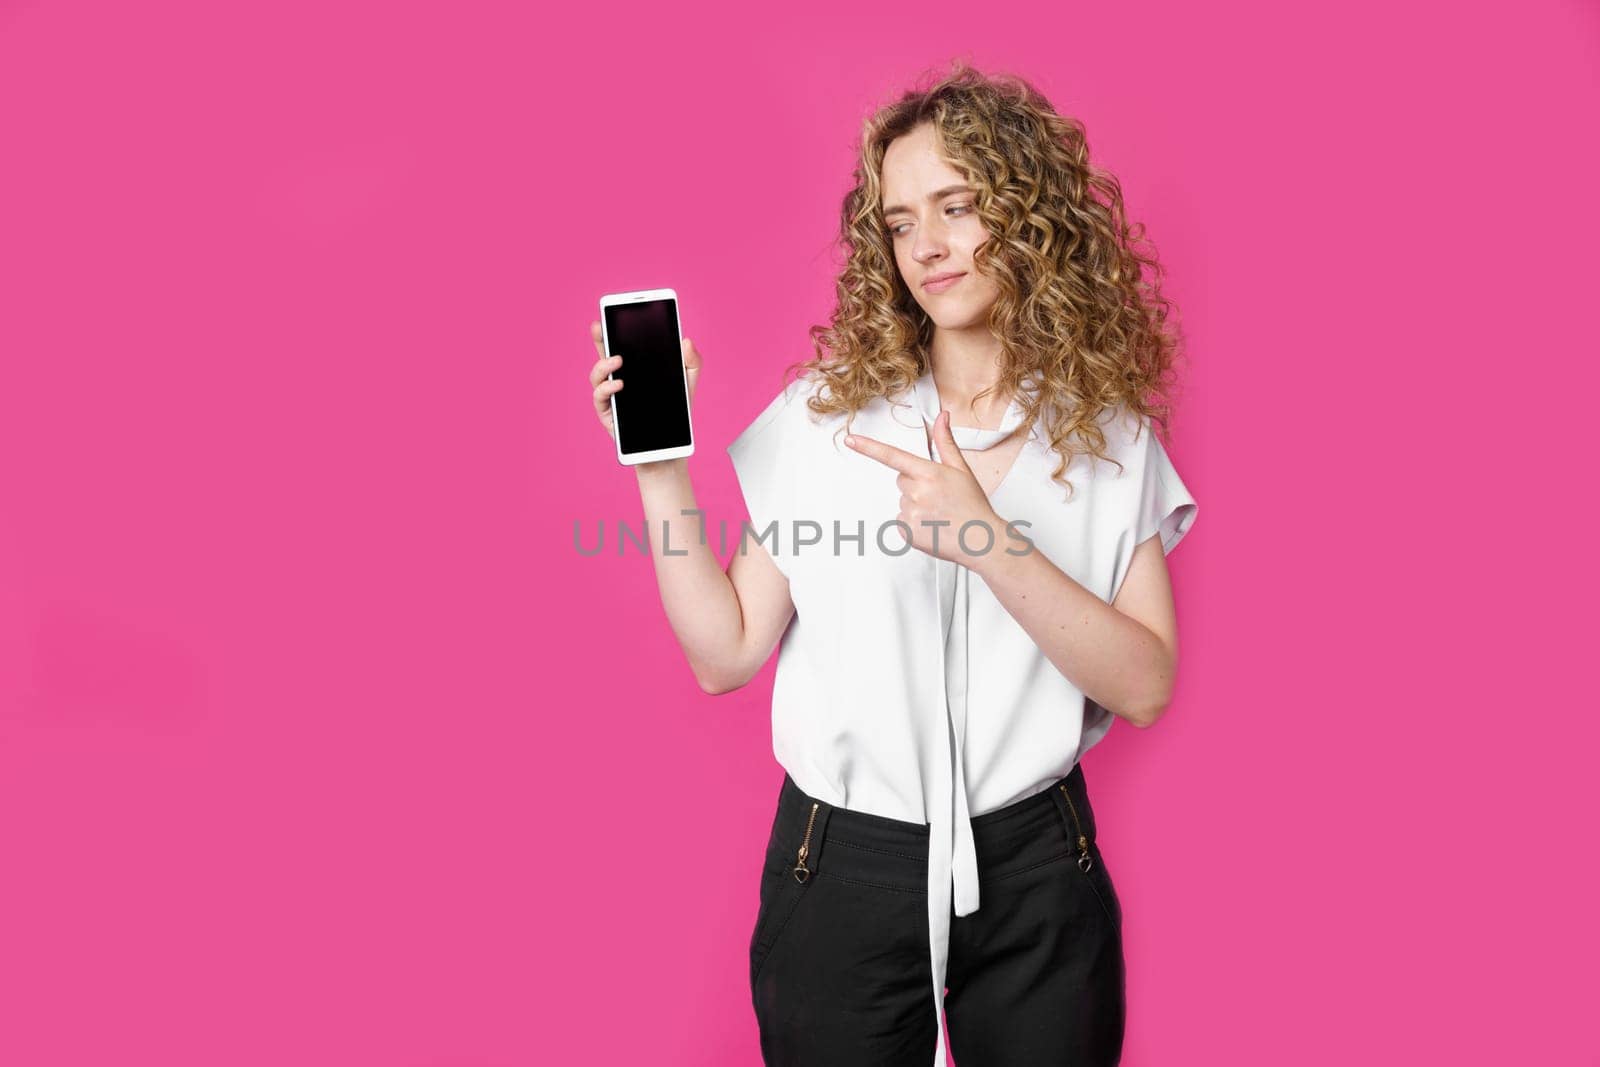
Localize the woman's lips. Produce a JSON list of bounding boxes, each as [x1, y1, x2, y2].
[[922, 272, 966, 294]]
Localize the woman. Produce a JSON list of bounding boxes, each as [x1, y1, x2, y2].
[[586, 61, 1197, 1067]]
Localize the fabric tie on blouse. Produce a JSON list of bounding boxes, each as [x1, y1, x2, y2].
[[907, 367, 1036, 1067]]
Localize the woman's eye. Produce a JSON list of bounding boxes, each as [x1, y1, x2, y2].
[[888, 205, 971, 238]]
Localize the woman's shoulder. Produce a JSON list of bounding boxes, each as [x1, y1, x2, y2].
[[729, 369, 834, 458], [1070, 403, 1187, 492], [748, 370, 858, 434], [1031, 398, 1148, 462], [1094, 402, 1153, 455], [749, 367, 826, 412]]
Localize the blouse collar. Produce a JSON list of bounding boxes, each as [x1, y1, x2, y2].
[[908, 365, 1043, 452]]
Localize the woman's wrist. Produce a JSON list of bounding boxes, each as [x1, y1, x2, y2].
[[633, 456, 689, 482], [965, 510, 1032, 581]]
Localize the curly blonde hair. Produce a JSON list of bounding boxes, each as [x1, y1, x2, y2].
[[782, 59, 1188, 495]]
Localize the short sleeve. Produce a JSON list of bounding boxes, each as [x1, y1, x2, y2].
[[1132, 418, 1198, 555], [726, 381, 802, 576]]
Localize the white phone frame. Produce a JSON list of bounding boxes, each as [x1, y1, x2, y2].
[[598, 287, 695, 466]]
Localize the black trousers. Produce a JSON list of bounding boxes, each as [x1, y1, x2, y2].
[[749, 763, 1126, 1066]]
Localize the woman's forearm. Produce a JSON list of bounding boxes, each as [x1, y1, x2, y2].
[[631, 458, 745, 690], [970, 534, 1173, 727]]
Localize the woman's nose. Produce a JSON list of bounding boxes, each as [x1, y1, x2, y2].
[[915, 235, 947, 262], [914, 220, 950, 261]]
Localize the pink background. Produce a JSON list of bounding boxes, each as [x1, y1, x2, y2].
[[2, 0, 1596, 1063]]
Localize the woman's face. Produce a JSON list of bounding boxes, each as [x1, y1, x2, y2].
[[879, 123, 1003, 332]]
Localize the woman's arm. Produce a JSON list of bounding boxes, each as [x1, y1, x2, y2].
[[842, 412, 1181, 726], [589, 324, 794, 695], [972, 532, 1179, 727], [633, 458, 796, 694]]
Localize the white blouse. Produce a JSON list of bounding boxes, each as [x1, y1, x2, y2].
[[726, 365, 1198, 1067]]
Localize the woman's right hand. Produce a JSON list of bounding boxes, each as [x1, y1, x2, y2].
[[587, 320, 792, 692], [588, 321, 702, 444]]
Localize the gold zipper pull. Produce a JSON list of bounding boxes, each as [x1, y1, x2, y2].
[[793, 801, 819, 883], [1060, 784, 1094, 873]]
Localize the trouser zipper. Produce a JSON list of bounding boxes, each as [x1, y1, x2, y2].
[[1059, 783, 1094, 872], [793, 802, 819, 883]]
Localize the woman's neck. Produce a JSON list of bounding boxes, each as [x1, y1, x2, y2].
[[928, 330, 1011, 429]]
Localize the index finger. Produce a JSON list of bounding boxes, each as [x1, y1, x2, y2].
[[845, 433, 931, 474]]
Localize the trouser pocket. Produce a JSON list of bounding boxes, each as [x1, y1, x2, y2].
[[750, 798, 822, 986], [1056, 778, 1123, 931]]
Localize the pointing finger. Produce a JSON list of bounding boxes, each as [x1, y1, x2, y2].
[[844, 432, 930, 475]]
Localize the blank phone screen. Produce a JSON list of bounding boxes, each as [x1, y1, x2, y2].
[[604, 298, 691, 455]]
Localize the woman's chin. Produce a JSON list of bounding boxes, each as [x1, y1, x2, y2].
[[926, 307, 990, 332]]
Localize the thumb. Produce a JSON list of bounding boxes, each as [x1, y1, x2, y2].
[[682, 337, 701, 396], [932, 410, 971, 473]]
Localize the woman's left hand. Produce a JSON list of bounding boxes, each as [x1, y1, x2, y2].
[[845, 410, 1002, 564]]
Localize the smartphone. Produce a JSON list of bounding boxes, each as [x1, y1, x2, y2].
[[598, 288, 694, 466]]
